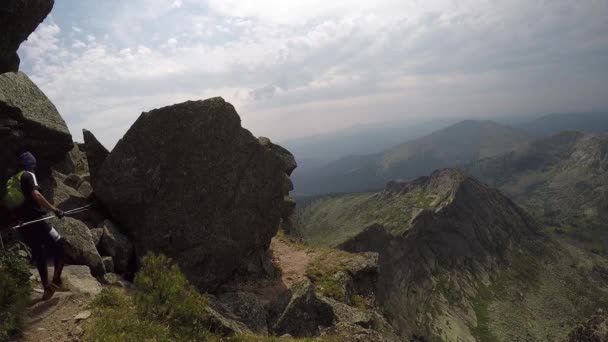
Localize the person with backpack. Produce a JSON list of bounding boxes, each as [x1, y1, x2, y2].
[[2, 152, 66, 300]]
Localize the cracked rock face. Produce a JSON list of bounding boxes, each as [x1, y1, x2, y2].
[[0, 0, 54, 73], [95, 97, 296, 291]]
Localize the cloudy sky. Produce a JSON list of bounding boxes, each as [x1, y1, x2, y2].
[[18, 0, 608, 148]]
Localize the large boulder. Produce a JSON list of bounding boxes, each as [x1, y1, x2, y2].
[[0, 0, 54, 73], [82, 129, 108, 190], [52, 217, 105, 276], [218, 292, 269, 335], [95, 98, 296, 290], [272, 279, 334, 337], [99, 220, 133, 274], [0, 71, 73, 194]]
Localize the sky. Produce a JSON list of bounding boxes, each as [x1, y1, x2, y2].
[[18, 0, 608, 148]]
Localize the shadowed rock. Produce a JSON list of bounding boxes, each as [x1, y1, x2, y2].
[[82, 129, 109, 191], [0, 0, 54, 73], [95, 97, 296, 291], [99, 220, 133, 274]]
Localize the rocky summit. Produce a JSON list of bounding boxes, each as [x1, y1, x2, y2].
[[0, 0, 54, 73], [95, 97, 296, 291]]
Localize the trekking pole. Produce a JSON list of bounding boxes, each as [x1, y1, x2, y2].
[[10, 204, 95, 230]]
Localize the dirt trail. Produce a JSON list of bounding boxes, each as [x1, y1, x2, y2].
[[270, 237, 312, 288], [222, 237, 316, 305], [17, 266, 102, 342]]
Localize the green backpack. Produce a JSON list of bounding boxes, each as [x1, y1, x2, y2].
[[3, 171, 25, 209]]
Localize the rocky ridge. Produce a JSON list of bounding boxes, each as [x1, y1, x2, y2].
[[301, 168, 542, 340]]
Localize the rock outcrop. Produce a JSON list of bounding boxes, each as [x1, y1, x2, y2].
[[0, 71, 73, 192], [53, 217, 105, 276], [82, 129, 109, 190], [95, 98, 296, 291], [98, 220, 133, 274], [567, 310, 608, 341], [218, 292, 269, 335], [0, 0, 54, 73], [272, 279, 334, 337]]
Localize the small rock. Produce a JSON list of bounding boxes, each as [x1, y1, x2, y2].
[[74, 310, 92, 321], [72, 326, 84, 337], [102, 256, 114, 273]]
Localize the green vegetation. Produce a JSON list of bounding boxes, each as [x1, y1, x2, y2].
[[0, 249, 32, 341], [299, 189, 439, 247], [305, 249, 356, 301], [86, 253, 217, 342], [86, 253, 341, 342], [304, 248, 374, 303]]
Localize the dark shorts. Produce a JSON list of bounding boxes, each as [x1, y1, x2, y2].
[[19, 221, 63, 262]]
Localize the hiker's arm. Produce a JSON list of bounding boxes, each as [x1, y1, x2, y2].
[[31, 190, 63, 217]]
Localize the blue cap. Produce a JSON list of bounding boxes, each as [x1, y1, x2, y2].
[[18, 152, 37, 170]]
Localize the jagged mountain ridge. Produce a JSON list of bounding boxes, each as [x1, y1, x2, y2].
[[300, 169, 543, 339], [293, 120, 533, 196]]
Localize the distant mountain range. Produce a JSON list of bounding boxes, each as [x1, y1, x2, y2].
[[517, 112, 608, 136], [293, 120, 533, 196], [467, 131, 608, 235], [280, 119, 456, 173], [297, 131, 608, 339]]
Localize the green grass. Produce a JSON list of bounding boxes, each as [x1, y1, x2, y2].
[[86, 253, 345, 342], [305, 249, 357, 302], [299, 189, 443, 247], [471, 283, 499, 342], [86, 253, 218, 342], [0, 249, 32, 341]]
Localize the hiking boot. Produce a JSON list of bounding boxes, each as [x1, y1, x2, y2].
[[52, 278, 67, 292], [42, 284, 56, 301]]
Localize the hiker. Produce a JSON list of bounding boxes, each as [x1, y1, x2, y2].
[[2, 152, 66, 300]]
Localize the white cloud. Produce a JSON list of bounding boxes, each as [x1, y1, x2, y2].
[[17, 0, 608, 148], [171, 0, 182, 9], [72, 26, 82, 33], [167, 38, 178, 47], [21, 23, 61, 63], [72, 40, 86, 48]]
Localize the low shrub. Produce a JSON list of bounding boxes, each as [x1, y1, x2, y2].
[[0, 249, 32, 341], [86, 253, 216, 341]]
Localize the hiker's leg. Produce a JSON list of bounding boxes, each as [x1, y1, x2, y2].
[[22, 232, 49, 287], [51, 237, 65, 285], [42, 225, 65, 285], [34, 244, 50, 288]]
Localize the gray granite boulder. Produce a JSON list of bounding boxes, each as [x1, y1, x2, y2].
[[82, 129, 109, 191], [95, 97, 296, 291], [52, 217, 105, 276]]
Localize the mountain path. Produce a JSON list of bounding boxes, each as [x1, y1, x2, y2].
[[221, 236, 316, 305], [16, 267, 103, 342]]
